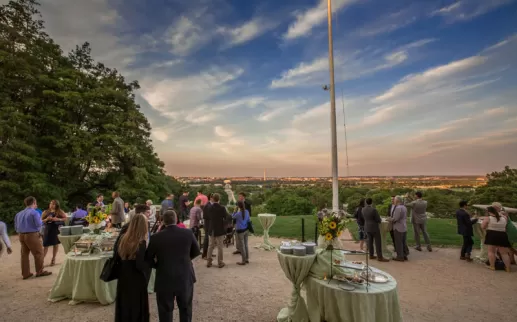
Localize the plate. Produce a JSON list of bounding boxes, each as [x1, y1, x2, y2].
[[361, 271, 390, 283], [337, 262, 365, 270], [339, 284, 356, 291], [340, 250, 367, 255]]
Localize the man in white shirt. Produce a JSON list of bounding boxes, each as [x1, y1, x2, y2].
[[0, 221, 13, 255]]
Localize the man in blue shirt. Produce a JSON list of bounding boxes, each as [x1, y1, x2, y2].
[[70, 204, 88, 226], [14, 196, 52, 279], [160, 193, 175, 218]]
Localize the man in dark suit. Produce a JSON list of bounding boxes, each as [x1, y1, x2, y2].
[[362, 198, 389, 262], [456, 200, 478, 262], [205, 193, 230, 268], [234, 192, 252, 255], [146, 210, 200, 322]]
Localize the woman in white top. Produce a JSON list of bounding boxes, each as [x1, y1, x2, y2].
[[482, 206, 511, 272], [145, 200, 157, 228]]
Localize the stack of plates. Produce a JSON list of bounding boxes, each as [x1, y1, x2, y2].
[[280, 246, 293, 255], [302, 242, 316, 254], [292, 246, 307, 256], [60, 226, 71, 236], [70, 225, 84, 235]]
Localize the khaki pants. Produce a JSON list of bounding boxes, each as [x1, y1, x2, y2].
[[207, 235, 224, 265], [19, 232, 44, 278]]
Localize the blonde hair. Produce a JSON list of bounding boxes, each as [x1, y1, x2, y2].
[[118, 214, 148, 260]]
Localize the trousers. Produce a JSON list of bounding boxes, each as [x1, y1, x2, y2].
[[19, 232, 44, 278], [207, 235, 224, 265], [461, 235, 474, 257], [236, 231, 249, 262], [366, 231, 382, 258], [394, 230, 409, 260], [156, 287, 193, 322], [413, 222, 431, 247]]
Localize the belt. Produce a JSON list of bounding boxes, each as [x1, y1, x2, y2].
[[19, 231, 38, 234]]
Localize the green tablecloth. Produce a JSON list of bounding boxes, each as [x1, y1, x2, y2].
[[58, 235, 82, 254], [48, 253, 117, 305], [256, 214, 276, 250], [148, 269, 156, 293], [305, 272, 402, 322], [276, 252, 317, 322]]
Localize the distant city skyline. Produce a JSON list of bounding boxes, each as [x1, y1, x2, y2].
[[29, 0, 517, 177]]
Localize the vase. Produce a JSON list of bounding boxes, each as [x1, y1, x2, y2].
[[88, 223, 102, 235]]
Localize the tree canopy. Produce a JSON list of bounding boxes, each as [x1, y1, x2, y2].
[[0, 0, 180, 225]]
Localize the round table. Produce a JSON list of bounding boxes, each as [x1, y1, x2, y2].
[[58, 234, 83, 254], [304, 270, 402, 322], [256, 214, 276, 251], [48, 253, 117, 305], [276, 251, 317, 322]]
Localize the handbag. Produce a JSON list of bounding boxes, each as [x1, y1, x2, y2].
[[100, 256, 120, 282], [247, 219, 255, 234]]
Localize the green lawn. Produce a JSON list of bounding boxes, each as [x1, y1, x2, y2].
[[252, 216, 478, 248]]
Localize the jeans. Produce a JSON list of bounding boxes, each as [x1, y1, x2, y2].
[[461, 235, 474, 257], [236, 231, 249, 262]]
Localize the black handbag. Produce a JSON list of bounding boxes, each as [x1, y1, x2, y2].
[[100, 255, 120, 282]]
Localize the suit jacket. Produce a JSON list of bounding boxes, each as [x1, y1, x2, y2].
[[390, 205, 407, 232], [405, 199, 427, 224], [387, 204, 394, 217], [362, 205, 381, 233], [244, 200, 252, 217], [205, 203, 229, 237], [111, 197, 124, 224], [456, 208, 477, 236], [146, 225, 200, 294]]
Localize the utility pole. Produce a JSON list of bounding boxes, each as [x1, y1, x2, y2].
[[327, 0, 339, 212]]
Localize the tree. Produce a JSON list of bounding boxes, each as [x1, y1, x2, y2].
[[471, 166, 517, 211]]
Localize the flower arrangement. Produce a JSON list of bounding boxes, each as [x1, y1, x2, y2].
[[87, 205, 111, 233], [318, 214, 347, 242]]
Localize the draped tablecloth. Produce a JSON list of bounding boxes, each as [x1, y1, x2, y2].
[[380, 220, 393, 259], [256, 214, 276, 250], [58, 235, 82, 254], [276, 252, 317, 322], [305, 271, 402, 322], [48, 253, 117, 305], [148, 269, 156, 293]]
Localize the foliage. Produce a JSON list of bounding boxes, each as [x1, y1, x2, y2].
[[0, 0, 180, 225], [264, 190, 315, 216], [318, 216, 347, 240]]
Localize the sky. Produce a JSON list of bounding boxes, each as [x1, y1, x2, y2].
[[11, 0, 517, 176]]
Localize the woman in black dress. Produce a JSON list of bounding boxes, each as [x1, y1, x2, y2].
[[42, 200, 66, 266], [114, 214, 151, 322]]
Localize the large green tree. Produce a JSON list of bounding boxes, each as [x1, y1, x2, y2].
[[0, 0, 180, 225]]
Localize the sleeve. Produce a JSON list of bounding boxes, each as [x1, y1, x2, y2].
[[405, 201, 415, 208], [34, 210, 43, 228], [1, 222, 12, 248], [392, 208, 401, 223], [145, 236, 158, 268], [374, 209, 382, 223], [135, 241, 148, 272], [190, 230, 201, 259]]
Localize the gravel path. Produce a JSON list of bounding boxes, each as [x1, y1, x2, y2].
[[0, 234, 515, 322]]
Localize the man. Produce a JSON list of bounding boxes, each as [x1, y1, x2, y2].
[[362, 198, 389, 262], [70, 204, 88, 226], [201, 193, 214, 259], [178, 191, 190, 223], [14, 196, 52, 279], [0, 220, 13, 255], [387, 196, 396, 246], [456, 201, 478, 262], [406, 191, 432, 252], [233, 192, 252, 255], [95, 194, 104, 207], [206, 193, 230, 268], [160, 193, 174, 218], [147, 210, 200, 322], [388, 196, 409, 262], [110, 191, 124, 228], [194, 190, 208, 206], [190, 199, 202, 241]]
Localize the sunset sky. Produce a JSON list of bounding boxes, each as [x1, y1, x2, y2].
[[22, 0, 517, 176]]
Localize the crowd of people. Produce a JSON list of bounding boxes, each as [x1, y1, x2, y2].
[[352, 192, 516, 272]]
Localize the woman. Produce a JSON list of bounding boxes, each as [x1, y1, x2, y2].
[[124, 202, 130, 214], [114, 214, 151, 322], [41, 200, 66, 266], [146, 200, 157, 228], [482, 206, 512, 272], [354, 199, 366, 251], [232, 201, 251, 265]]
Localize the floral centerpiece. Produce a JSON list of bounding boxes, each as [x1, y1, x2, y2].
[[87, 205, 110, 234], [318, 212, 348, 250]]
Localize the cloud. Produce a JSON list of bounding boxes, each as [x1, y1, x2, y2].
[[431, 0, 515, 23], [165, 16, 212, 56], [283, 0, 356, 40], [255, 99, 308, 122], [218, 17, 277, 47], [214, 126, 234, 138]]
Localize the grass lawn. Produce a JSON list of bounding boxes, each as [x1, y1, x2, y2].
[[252, 216, 479, 248]]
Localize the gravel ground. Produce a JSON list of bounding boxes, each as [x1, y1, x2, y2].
[[0, 233, 516, 322]]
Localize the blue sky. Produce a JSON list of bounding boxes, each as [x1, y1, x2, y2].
[[24, 0, 517, 176]]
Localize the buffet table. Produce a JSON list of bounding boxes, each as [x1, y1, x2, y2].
[[276, 251, 317, 322], [305, 271, 402, 322], [58, 235, 82, 254], [48, 253, 117, 305], [256, 214, 276, 250]]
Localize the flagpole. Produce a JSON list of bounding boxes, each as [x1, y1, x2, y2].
[[327, 0, 339, 212]]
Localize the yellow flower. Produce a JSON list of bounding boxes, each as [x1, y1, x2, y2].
[[337, 230, 342, 237], [325, 233, 333, 241], [94, 218, 100, 224], [329, 222, 337, 229]]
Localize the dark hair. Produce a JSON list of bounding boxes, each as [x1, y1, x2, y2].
[[207, 192, 213, 199], [487, 206, 500, 221], [76, 204, 83, 210], [97, 194, 103, 198], [212, 193, 220, 203], [112, 191, 120, 197], [197, 190, 203, 194], [135, 204, 149, 214], [24, 196, 36, 207], [238, 192, 246, 198], [358, 198, 365, 208], [237, 201, 246, 219], [415, 191, 423, 198], [163, 209, 177, 225], [366, 198, 373, 205], [459, 200, 468, 208]]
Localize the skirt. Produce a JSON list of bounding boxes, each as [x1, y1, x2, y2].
[[357, 224, 366, 240], [484, 230, 511, 248]]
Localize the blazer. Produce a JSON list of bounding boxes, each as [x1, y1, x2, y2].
[[244, 200, 252, 217], [456, 208, 477, 236], [146, 225, 200, 294], [205, 203, 229, 237], [405, 199, 428, 224], [391, 205, 408, 232], [362, 205, 382, 233], [111, 197, 124, 225]]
